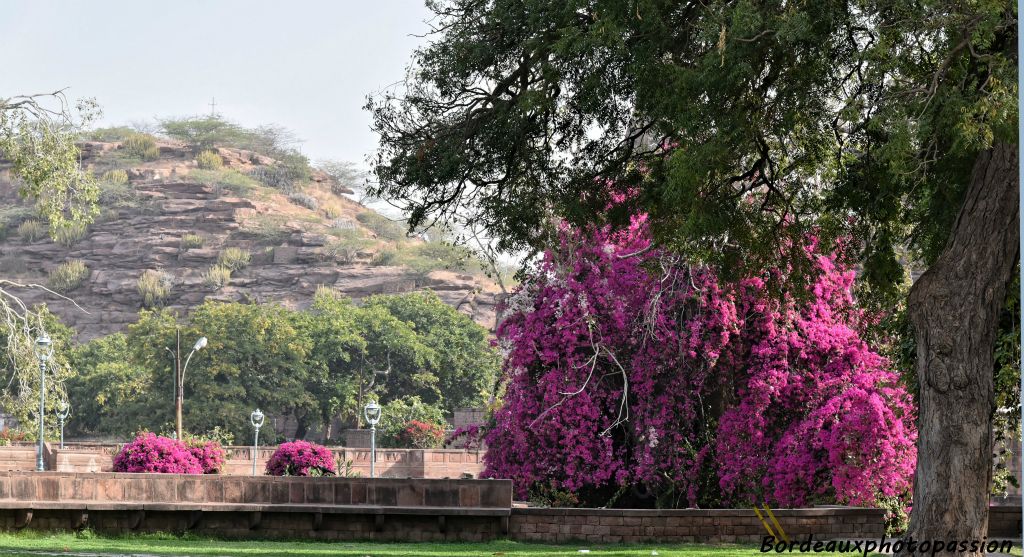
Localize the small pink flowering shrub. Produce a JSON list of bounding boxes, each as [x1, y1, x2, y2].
[[185, 438, 226, 474], [112, 432, 202, 474], [266, 441, 336, 476], [483, 216, 916, 509]]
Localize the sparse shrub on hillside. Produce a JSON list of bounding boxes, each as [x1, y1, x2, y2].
[[402, 242, 473, 275], [356, 212, 406, 241], [326, 229, 372, 264], [203, 265, 232, 289], [370, 248, 398, 266], [160, 116, 300, 157], [288, 192, 318, 210], [97, 181, 138, 209], [316, 160, 365, 195], [87, 126, 137, 142], [122, 133, 160, 161], [217, 247, 251, 271], [137, 270, 172, 308], [101, 169, 129, 184], [180, 234, 204, 249], [188, 168, 258, 197], [48, 260, 89, 293], [331, 218, 356, 230], [322, 203, 342, 219], [55, 222, 88, 247], [17, 220, 46, 242], [196, 150, 223, 170]]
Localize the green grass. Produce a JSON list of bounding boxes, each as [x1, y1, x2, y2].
[[0, 531, 833, 557]]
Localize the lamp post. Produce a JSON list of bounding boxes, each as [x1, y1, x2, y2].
[[363, 401, 381, 478], [165, 329, 207, 440], [56, 399, 70, 449], [33, 334, 53, 472], [250, 408, 264, 476]]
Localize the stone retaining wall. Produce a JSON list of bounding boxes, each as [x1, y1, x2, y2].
[[509, 507, 886, 544]]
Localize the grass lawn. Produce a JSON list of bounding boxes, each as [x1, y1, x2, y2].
[[0, 531, 874, 557]]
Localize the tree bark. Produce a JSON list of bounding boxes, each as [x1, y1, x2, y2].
[[901, 142, 1019, 555]]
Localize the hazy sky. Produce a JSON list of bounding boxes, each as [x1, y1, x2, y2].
[[1, 0, 434, 166]]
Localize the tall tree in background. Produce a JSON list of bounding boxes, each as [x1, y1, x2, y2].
[[369, 0, 1018, 548]]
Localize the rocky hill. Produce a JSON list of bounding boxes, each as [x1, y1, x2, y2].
[[0, 136, 502, 340]]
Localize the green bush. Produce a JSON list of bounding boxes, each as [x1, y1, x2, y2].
[[137, 270, 172, 308], [217, 247, 251, 271], [54, 222, 89, 247], [122, 133, 160, 161], [203, 265, 232, 289], [377, 396, 447, 448], [101, 169, 129, 184], [196, 150, 223, 170], [48, 260, 89, 293], [180, 234, 205, 249], [288, 192, 318, 210], [187, 168, 259, 197], [326, 229, 373, 264], [356, 212, 407, 241], [17, 220, 46, 242]]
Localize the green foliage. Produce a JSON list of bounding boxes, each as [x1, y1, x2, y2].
[[322, 203, 342, 219], [217, 247, 250, 271], [202, 265, 231, 289], [100, 169, 129, 184], [377, 395, 447, 448], [316, 160, 365, 196], [16, 219, 46, 242], [65, 292, 499, 441], [137, 270, 172, 308], [121, 132, 159, 161], [248, 154, 312, 193], [48, 260, 89, 293], [0, 93, 100, 238], [54, 221, 88, 247], [160, 116, 299, 157], [196, 150, 223, 170], [180, 234, 205, 249], [356, 211, 406, 241], [0, 305, 74, 439], [364, 291, 498, 413]]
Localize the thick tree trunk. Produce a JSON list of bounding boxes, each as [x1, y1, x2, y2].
[[901, 142, 1018, 555]]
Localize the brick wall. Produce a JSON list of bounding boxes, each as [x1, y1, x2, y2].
[[509, 507, 886, 544]]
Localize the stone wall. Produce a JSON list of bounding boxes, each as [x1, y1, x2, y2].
[[509, 507, 886, 544]]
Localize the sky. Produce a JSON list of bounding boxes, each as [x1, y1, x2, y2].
[[0, 0, 434, 167]]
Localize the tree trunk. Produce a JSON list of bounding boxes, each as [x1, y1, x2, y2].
[[901, 142, 1019, 555]]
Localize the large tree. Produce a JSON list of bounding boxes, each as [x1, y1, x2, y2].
[[368, 0, 1018, 549]]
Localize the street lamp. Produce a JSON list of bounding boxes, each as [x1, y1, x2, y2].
[[363, 401, 382, 478], [250, 408, 265, 476], [33, 334, 53, 472], [56, 399, 70, 449], [165, 329, 207, 440]]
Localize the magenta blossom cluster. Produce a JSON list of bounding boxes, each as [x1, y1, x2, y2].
[[265, 440, 336, 476], [185, 439, 226, 474], [483, 218, 916, 508], [112, 432, 203, 474]]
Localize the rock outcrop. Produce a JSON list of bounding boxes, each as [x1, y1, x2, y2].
[[0, 139, 501, 340]]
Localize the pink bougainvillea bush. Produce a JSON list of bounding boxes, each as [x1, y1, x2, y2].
[[185, 438, 226, 474], [482, 216, 916, 509], [265, 440, 336, 476], [112, 432, 202, 474], [396, 420, 446, 449]]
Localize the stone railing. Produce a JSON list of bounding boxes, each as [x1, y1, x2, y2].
[[2, 444, 484, 478]]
